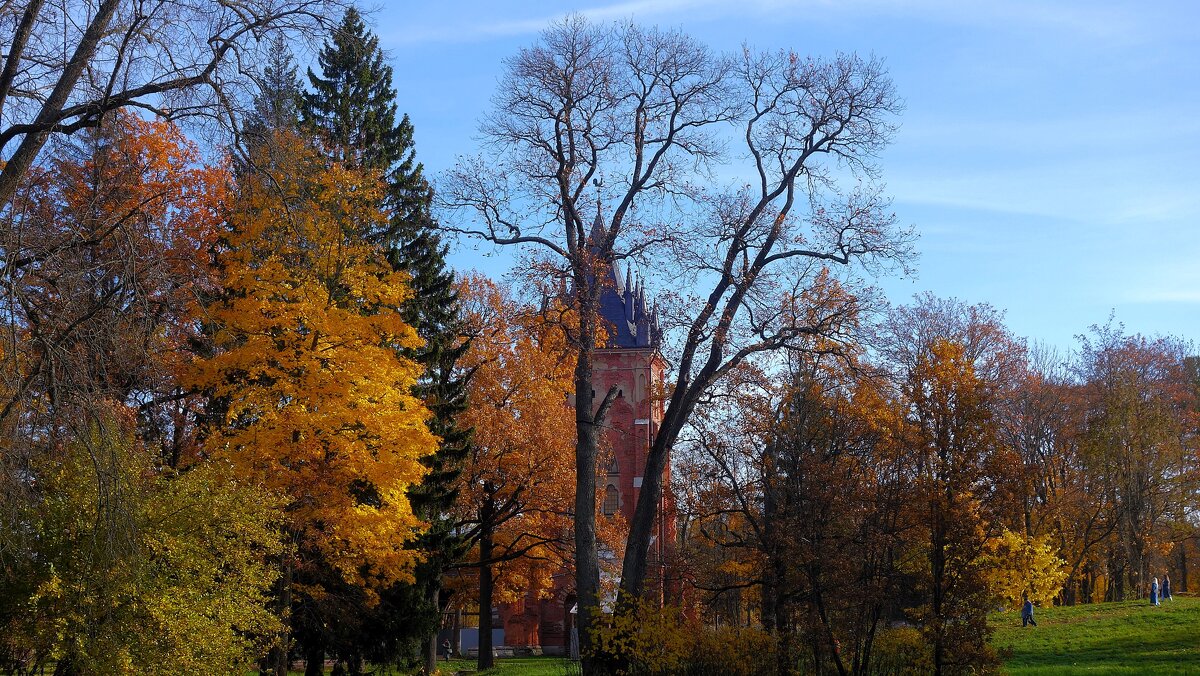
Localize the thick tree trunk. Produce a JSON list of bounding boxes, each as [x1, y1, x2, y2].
[[573, 301, 603, 674], [303, 644, 324, 676], [619, 356, 717, 604], [619, 396, 693, 602], [280, 563, 293, 676], [454, 606, 463, 655], [620, 431, 669, 599], [0, 0, 46, 119], [274, 553, 294, 676], [423, 581, 442, 675], [479, 494, 496, 671]]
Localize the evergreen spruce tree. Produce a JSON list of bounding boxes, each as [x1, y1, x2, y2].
[[254, 37, 302, 137], [238, 36, 302, 173], [301, 8, 471, 673], [302, 7, 428, 246]]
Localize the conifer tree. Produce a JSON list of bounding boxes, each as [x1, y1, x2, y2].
[[247, 38, 301, 141], [302, 7, 428, 243], [301, 8, 471, 671], [237, 37, 303, 177]]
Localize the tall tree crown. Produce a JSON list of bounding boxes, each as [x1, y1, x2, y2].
[[302, 7, 429, 237], [298, 9, 470, 671]]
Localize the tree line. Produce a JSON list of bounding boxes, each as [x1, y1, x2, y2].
[[0, 4, 558, 674], [674, 298, 1198, 675]]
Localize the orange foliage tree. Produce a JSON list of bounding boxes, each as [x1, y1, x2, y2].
[[0, 113, 225, 460], [451, 274, 577, 670], [185, 130, 437, 622], [882, 295, 1025, 675]]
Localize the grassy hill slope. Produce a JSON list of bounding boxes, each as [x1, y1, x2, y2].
[[993, 595, 1200, 675]]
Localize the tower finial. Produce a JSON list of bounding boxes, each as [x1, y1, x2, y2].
[[593, 177, 603, 222]]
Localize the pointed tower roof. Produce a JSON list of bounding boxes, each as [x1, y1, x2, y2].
[[596, 265, 660, 350], [589, 209, 605, 244], [584, 206, 661, 350]]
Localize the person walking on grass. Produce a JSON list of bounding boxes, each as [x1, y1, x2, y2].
[[1021, 597, 1037, 627], [1163, 574, 1173, 601], [1151, 577, 1160, 606]]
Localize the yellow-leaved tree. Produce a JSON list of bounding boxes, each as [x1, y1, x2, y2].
[[2, 408, 283, 675], [186, 131, 436, 599], [981, 529, 1068, 608]]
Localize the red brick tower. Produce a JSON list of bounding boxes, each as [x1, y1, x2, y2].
[[591, 262, 675, 599], [493, 224, 676, 655]]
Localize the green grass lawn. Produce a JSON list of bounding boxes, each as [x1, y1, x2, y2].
[[245, 656, 576, 676], [251, 599, 1198, 676], [993, 594, 1200, 675], [435, 656, 577, 676]]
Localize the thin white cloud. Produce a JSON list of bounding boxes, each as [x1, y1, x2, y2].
[[891, 169, 1200, 227], [888, 111, 1200, 226], [386, 0, 707, 45], [384, 0, 1152, 46], [1122, 281, 1200, 305]]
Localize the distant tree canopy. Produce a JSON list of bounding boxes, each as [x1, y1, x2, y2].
[[674, 298, 1199, 675]]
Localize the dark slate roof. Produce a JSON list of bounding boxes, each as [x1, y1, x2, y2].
[[591, 213, 661, 349]]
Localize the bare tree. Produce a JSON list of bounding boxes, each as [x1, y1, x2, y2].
[[442, 16, 910, 669], [0, 0, 344, 210]]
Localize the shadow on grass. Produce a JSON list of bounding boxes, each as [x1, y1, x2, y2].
[[996, 598, 1198, 675]]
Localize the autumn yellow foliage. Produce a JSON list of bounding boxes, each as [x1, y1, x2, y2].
[[186, 131, 437, 590], [2, 412, 282, 674], [588, 599, 775, 676], [981, 529, 1068, 608]]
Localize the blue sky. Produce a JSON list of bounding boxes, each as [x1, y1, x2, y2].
[[372, 0, 1200, 351]]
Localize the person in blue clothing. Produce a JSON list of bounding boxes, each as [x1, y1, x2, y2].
[[1150, 577, 1160, 606], [1021, 597, 1037, 627]]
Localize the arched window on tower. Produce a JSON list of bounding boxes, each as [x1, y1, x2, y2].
[[603, 484, 619, 516], [607, 456, 619, 475]]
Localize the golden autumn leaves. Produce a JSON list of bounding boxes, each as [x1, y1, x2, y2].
[[186, 130, 438, 591], [2, 112, 592, 672]]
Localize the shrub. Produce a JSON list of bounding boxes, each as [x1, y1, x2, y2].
[[870, 626, 929, 676], [587, 600, 775, 675]]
